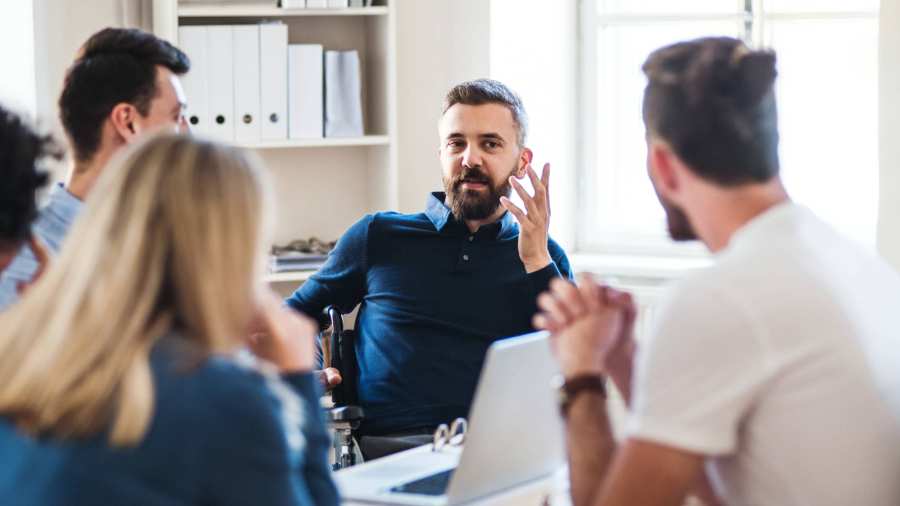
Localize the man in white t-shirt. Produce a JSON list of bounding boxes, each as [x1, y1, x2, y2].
[[536, 36, 900, 506]]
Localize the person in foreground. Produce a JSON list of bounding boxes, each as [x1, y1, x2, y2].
[[0, 135, 338, 506], [285, 79, 572, 459], [536, 37, 900, 506], [0, 27, 189, 310], [0, 104, 59, 285]]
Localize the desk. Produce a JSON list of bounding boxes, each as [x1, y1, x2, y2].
[[341, 474, 569, 505], [337, 445, 571, 506]]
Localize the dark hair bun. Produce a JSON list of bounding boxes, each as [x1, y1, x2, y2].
[[681, 38, 776, 108], [736, 50, 777, 105], [641, 37, 781, 186]]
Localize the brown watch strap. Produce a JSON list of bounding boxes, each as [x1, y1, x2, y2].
[[559, 374, 607, 418]]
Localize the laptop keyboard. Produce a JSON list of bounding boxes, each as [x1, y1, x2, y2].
[[389, 469, 455, 496]]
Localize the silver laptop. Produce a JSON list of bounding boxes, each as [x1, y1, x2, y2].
[[335, 331, 564, 505]]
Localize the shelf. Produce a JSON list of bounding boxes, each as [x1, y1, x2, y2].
[[265, 270, 316, 283], [179, 5, 389, 18], [153, 0, 400, 224], [235, 135, 389, 149]]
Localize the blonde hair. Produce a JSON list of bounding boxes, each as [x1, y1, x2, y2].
[[0, 134, 271, 445]]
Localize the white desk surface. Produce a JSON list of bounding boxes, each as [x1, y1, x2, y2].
[[337, 444, 571, 506]]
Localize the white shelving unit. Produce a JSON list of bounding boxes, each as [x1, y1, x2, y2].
[[177, 5, 389, 18], [237, 134, 389, 149], [152, 0, 397, 288], [264, 270, 316, 284]]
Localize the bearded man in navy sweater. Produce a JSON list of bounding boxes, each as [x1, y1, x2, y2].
[[286, 79, 573, 459]]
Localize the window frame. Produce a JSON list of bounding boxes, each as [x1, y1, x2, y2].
[[575, 0, 880, 257]]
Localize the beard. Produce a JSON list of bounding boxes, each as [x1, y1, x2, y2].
[[658, 193, 698, 241], [444, 165, 514, 221]]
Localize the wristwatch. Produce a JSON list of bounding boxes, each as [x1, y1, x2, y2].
[[554, 374, 607, 418]]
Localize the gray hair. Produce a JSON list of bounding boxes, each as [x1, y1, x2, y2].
[[442, 78, 529, 147]]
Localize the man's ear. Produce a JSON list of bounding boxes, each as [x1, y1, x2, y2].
[[515, 147, 533, 178], [109, 103, 139, 143], [648, 141, 681, 199]]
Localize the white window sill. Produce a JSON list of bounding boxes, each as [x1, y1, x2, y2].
[[568, 252, 711, 283]]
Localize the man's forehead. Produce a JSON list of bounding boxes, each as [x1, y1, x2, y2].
[[154, 66, 187, 106], [439, 103, 516, 137], [169, 75, 188, 106]]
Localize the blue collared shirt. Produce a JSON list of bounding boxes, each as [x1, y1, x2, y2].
[[0, 183, 82, 310], [286, 192, 573, 435]]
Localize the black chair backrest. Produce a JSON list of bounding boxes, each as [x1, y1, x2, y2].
[[327, 306, 359, 407]]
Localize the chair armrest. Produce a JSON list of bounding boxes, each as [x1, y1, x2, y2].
[[329, 405, 365, 423]]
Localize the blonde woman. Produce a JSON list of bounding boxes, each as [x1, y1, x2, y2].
[[0, 135, 339, 506]]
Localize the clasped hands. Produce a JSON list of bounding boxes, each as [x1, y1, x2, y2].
[[534, 274, 637, 383]]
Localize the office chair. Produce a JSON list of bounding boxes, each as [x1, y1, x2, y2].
[[320, 306, 365, 470], [320, 306, 442, 466]]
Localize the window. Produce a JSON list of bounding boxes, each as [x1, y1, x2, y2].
[[579, 0, 880, 255], [0, 0, 36, 116]]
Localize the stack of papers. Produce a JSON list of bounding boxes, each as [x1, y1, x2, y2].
[[269, 252, 328, 273]]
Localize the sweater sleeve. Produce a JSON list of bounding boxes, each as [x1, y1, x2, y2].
[[285, 215, 372, 328], [198, 368, 339, 506], [281, 372, 340, 506], [527, 261, 563, 295], [527, 239, 574, 295]]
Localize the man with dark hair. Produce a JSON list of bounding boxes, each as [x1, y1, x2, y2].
[[537, 37, 900, 505], [0, 28, 190, 309], [0, 105, 58, 282], [287, 78, 572, 458]]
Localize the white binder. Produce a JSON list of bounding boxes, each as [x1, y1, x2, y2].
[[327, 0, 348, 7], [306, 0, 328, 7], [206, 25, 235, 142], [288, 44, 324, 139], [260, 23, 289, 141], [325, 50, 364, 137], [178, 26, 209, 137], [232, 25, 261, 144]]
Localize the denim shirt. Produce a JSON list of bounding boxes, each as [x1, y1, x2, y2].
[[0, 183, 82, 310]]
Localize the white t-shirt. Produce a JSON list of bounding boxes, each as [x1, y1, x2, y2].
[[627, 203, 900, 506]]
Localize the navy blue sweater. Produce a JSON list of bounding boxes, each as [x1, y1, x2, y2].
[[286, 192, 573, 435], [0, 338, 339, 506]]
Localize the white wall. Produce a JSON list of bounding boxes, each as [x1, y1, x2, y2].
[[0, 0, 37, 116], [489, 0, 577, 250], [395, 0, 491, 213], [32, 0, 152, 133], [877, 0, 900, 270]]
